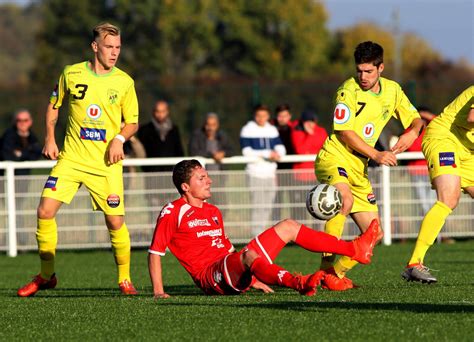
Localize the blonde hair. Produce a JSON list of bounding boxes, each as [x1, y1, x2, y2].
[[92, 22, 120, 41]]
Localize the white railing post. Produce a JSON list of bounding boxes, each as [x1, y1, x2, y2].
[[381, 165, 392, 246], [6, 162, 18, 257]]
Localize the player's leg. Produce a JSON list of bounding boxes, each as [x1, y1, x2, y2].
[[18, 163, 80, 297], [87, 170, 136, 294], [331, 211, 381, 277], [402, 137, 464, 283], [320, 182, 353, 270], [242, 248, 325, 296]]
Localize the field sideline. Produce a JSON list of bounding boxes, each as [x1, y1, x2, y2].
[[0, 241, 473, 341]]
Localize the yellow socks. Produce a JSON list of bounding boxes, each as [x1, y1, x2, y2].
[[333, 256, 358, 278], [109, 223, 132, 283], [36, 218, 57, 280], [408, 201, 452, 265], [320, 213, 346, 270]]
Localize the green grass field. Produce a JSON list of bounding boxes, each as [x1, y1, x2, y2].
[[1, 241, 473, 341]]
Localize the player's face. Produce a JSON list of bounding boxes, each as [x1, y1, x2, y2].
[[187, 167, 213, 201], [93, 34, 121, 71], [356, 63, 384, 92]]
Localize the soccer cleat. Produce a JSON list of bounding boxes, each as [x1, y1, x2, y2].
[[17, 273, 57, 297], [119, 279, 138, 295], [295, 270, 326, 296], [321, 268, 354, 291], [351, 219, 380, 264], [401, 263, 437, 284]]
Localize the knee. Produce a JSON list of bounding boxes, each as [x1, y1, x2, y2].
[[241, 248, 260, 269], [105, 215, 124, 230], [37, 204, 56, 220], [274, 218, 300, 240], [439, 194, 460, 210]]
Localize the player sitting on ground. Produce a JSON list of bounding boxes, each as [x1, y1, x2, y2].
[[402, 85, 474, 283], [148, 159, 379, 298]]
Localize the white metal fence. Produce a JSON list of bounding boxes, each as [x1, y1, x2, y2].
[[1, 153, 473, 257]]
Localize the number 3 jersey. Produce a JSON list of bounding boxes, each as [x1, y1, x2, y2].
[[320, 77, 419, 165], [149, 197, 235, 281], [50, 61, 139, 175]]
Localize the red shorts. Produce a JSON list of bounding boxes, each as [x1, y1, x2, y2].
[[194, 251, 252, 295]]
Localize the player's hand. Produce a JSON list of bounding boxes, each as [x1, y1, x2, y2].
[[251, 279, 274, 294], [107, 138, 125, 165], [42, 140, 59, 160], [153, 292, 171, 299], [391, 130, 418, 154], [268, 151, 281, 162], [373, 151, 397, 166]]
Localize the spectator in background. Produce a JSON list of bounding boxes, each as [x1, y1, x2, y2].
[[137, 100, 185, 210], [189, 112, 234, 212], [1, 109, 42, 175], [240, 104, 286, 236], [188, 112, 234, 171], [271, 104, 297, 221], [291, 110, 328, 220]]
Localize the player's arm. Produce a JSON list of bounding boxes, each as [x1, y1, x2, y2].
[[42, 103, 60, 160], [467, 108, 474, 123], [336, 130, 397, 166], [107, 122, 139, 165], [391, 118, 423, 154], [148, 253, 170, 299]]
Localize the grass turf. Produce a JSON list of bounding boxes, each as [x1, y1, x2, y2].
[[0, 241, 473, 341]]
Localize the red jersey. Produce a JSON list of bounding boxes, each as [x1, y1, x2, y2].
[[148, 197, 235, 281]]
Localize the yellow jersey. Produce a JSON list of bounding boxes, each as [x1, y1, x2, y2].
[[321, 77, 419, 164], [424, 85, 474, 150], [50, 61, 139, 175]]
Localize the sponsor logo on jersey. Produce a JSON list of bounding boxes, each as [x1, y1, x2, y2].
[[44, 176, 58, 191], [367, 193, 376, 205], [107, 89, 119, 105], [196, 228, 222, 238], [362, 123, 375, 138], [337, 167, 348, 178], [107, 194, 120, 208], [188, 218, 211, 228], [334, 103, 350, 124], [211, 237, 224, 248], [159, 203, 174, 218], [80, 127, 107, 142], [86, 104, 102, 120], [212, 216, 219, 225], [439, 152, 456, 167]]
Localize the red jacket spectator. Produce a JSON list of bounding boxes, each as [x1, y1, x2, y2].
[[291, 111, 328, 182]]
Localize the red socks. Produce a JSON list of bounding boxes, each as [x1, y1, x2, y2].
[[250, 257, 296, 288], [295, 225, 355, 256]]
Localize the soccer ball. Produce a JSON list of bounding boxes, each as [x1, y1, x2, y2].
[[306, 184, 343, 220]]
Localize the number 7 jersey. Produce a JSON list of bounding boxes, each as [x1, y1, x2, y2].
[[50, 61, 139, 175], [322, 77, 419, 160]]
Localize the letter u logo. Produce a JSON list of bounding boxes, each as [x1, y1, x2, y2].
[[335, 108, 345, 120], [365, 126, 372, 135]]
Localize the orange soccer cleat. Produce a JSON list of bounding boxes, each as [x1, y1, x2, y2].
[[351, 219, 380, 264], [295, 270, 326, 296], [119, 279, 138, 295], [17, 273, 57, 297], [321, 268, 354, 291]]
